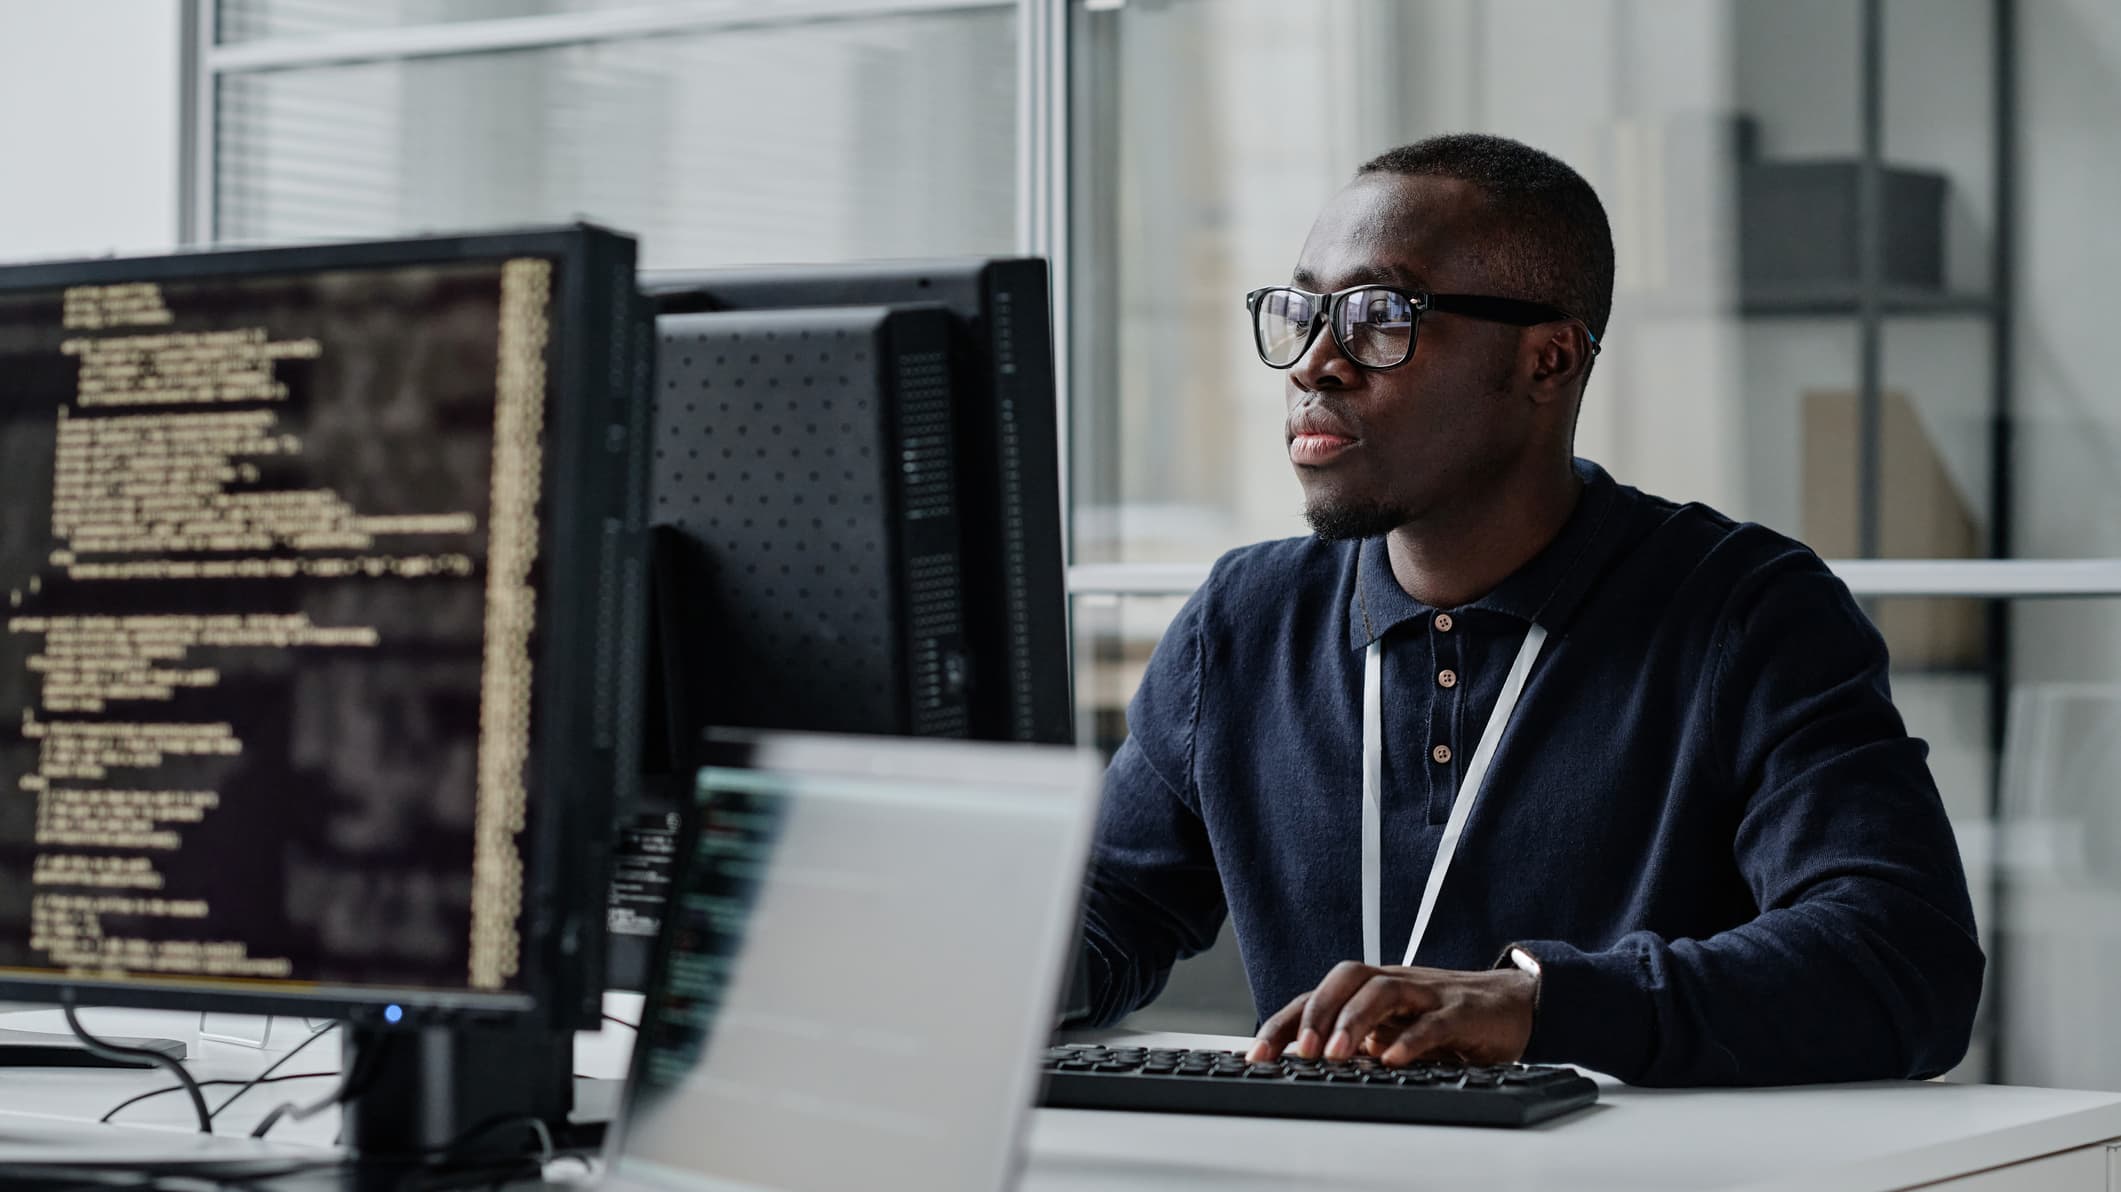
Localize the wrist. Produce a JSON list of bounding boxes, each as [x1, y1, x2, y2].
[[1505, 944, 1543, 1014], [1500, 945, 1542, 1060]]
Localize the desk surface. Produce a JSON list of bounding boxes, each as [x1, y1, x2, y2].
[[1029, 1032, 2121, 1192], [0, 1015, 2118, 1191]]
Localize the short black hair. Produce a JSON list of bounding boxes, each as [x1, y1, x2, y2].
[[1358, 133, 1614, 342]]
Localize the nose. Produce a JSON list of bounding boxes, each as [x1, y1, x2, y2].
[[1287, 314, 1358, 393]]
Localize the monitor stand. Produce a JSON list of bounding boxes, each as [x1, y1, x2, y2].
[[341, 1016, 590, 1167], [0, 1027, 184, 1068]]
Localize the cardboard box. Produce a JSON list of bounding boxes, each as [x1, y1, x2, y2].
[[1802, 389, 1986, 670]]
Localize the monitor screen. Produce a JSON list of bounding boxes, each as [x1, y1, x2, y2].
[[0, 229, 646, 1018], [613, 733, 1097, 1192]]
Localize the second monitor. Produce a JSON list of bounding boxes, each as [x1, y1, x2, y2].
[[652, 303, 974, 741], [609, 262, 1074, 993], [643, 258, 1071, 750]]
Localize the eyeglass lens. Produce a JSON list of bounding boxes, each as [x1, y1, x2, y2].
[[1253, 288, 1319, 366], [1254, 287, 1417, 368]]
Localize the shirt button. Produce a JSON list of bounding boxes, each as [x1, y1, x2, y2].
[[1438, 669, 1457, 689], [1434, 613, 1454, 633], [1431, 744, 1453, 765]]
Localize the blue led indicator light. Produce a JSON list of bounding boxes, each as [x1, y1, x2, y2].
[[383, 1004, 403, 1024]]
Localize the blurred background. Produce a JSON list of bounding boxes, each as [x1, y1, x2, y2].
[[3, 0, 2117, 1090]]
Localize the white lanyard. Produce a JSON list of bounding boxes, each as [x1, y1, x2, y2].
[[1360, 623, 1547, 968]]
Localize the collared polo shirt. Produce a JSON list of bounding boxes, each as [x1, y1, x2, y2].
[[1077, 458, 1984, 1087]]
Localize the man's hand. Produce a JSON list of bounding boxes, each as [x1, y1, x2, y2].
[[1246, 961, 1537, 1067]]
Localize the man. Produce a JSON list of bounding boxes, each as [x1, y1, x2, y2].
[[1076, 133, 1984, 1087]]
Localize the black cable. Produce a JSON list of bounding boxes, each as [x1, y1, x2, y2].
[[426, 1112, 557, 1163], [246, 1060, 354, 1138], [208, 1020, 339, 1122], [62, 1003, 211, 1135], [579, 1012, 640, 1077], [250, 1023, 394, 1141], [98, 1073, 334, 1124]]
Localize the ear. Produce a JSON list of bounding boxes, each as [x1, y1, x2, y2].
[[1524, 323, 1595, 406]]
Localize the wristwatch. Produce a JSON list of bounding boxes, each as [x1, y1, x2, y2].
[[1505, 945, 1543, 1013]]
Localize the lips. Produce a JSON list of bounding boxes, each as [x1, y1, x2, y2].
[[1289, 434, 1357, 466], [1287, 408, 1359, 467]]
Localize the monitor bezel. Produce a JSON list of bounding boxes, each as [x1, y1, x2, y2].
[[0, 226, 641, 1025]]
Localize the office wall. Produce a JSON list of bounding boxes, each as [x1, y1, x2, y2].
[[0, 2, 183, 262]]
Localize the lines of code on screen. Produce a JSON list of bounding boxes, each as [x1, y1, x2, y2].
[[0, 259, 552, 996]]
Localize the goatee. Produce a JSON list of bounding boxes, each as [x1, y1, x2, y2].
[[1305, 499, 1406, 542]]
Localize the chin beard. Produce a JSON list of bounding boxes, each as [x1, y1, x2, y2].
[[1304, 499, 1407, 542]]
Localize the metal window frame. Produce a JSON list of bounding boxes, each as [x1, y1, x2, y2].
[[182, 0, 1021, 244], [203, 0, 1012, 71]]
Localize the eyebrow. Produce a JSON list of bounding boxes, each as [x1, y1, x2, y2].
[[1289, 264, 1427, 291]]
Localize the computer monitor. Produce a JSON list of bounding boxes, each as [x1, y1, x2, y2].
[[602, 262, 1073, 994], [651, 302, 974, 740], [0, 226, 651, 1155], [641, 259, 1072, 747], [609, 730, 1098, 1192]]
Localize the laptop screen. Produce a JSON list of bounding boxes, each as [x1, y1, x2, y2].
[[609, 734, 1098, 1192]]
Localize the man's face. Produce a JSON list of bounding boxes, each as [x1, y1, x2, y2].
[[1282, 173, 1536, 540]]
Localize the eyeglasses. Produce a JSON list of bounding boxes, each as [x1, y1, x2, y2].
[[1244, 284, 1601, 371]]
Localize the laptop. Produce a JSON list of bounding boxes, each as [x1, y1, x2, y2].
[[592, 731, 1101, 1192]]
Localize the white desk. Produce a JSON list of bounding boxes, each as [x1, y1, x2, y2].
[[1, 1016, 2118, 1191], [0, 1000, 640, 1152], [1031, 1033, 2121, 1192]]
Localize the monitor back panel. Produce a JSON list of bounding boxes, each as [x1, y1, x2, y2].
[[653, 305, 970, 740], [643, 260, 1071, 745]]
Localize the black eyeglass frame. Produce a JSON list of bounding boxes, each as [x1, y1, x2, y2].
[[1243, 284, 1602, 371]]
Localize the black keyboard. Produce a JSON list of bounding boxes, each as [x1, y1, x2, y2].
[[1037, 1044, 1598, 1128]]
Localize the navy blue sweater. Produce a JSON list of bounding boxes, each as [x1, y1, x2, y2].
[[1079, 460, 1984, 1087]]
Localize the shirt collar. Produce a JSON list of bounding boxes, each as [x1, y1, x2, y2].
[[1345, 458, 1626, 651]]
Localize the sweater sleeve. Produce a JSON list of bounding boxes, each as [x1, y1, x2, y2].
[[1073, 586, 1228, 1028], [1513, 556, 1986, 1086]]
